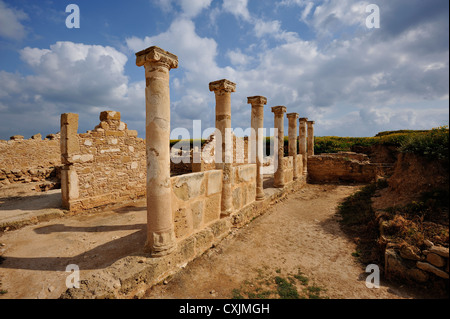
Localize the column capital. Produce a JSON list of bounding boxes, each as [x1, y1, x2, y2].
[[247, 96, 267, 106], [271, 106, 287, 114], [299, 117, 308, 123], [135, 46, 178, 70], [307, 120, 315, 125], [287, 113, 299, 119], [209, 79, 236, 94]]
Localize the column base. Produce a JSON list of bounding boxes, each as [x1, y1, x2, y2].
[[256, 194, 265, 201], [145, 230, 177, 257]]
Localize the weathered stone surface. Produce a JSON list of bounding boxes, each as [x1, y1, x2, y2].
[[429, 246, 449, 258], [100, 111, 121, 122], [426, 253, 446, 267], [10, 135, 24, 140], [417, 261, 449, 279], [399, 244, 421, 261], [207, 170, 222, 195]]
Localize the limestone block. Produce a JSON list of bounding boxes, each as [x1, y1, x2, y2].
[[193, 229, 214, 253], [233, 187, 242, 210], [31, 133, 42, 140], [71, 154, 94, 163], [204, 193, 221, 224], [429, 246, 449, 258], [100, 111, 121, 122], [191, 201, 204, 229], [417, 262, 449, 279], [236, 164, 256, 183], [174, 207, 191, 239], [426, 253, 446, 267], [207, 170, 222, 195], [10, 135, 24, 140]]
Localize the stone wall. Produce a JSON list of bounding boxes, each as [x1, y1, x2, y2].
[[231, 164, 257, 211], [0, 134, 61, 186], [384, 242, 449, 285], [171, 170, 223, 240], [307, 153, 379, 183], [60, 111, 146, 212]]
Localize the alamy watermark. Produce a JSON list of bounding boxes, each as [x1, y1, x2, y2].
[[65, 264, 80, 289], [365, 264, 380, 289], [366, 4, 380, 29], [65, 4, 80, 29]]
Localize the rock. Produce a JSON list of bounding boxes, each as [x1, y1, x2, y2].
[[399, 244, 421, 261], [429, 246, 449, 258], [424, 239, 434, 247], [31, 133, 42, 140], [417, 262, 449, 279], [426, 253, 446, 268], [10, 135, 24, 140]]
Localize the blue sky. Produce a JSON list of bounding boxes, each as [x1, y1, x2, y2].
[[0, 0, 448, 140]]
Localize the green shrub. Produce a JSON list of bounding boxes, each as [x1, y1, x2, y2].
[[399, 126, 449, 161]]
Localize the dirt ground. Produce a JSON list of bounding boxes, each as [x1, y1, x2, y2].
[[0, 182, 434, 299], [143, 183, 424, 299]]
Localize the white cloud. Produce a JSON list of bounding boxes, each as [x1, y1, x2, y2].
[[222, 0, 250, 21], [153, 0, 212, 18], [227, 48, 252, 66], [0, 0, 28, 40]]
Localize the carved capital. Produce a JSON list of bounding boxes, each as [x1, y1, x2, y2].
[[209, 79, 236, 94], [307, 120, 315, 125], [287, 113, 299, 119], [247, 96, 267, 106], [135, 46, 178, 70], [299, 117, 308, 123], [271, 106, 287, 115]]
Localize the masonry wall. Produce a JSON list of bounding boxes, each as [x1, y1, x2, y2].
[[61, 111, 146, 212], [0, 135, 62, 186], [171, 170, 223, 240], [307, 154, 379, 183]]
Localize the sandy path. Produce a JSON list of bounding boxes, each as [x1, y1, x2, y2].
[[144, 184, 413, 299]]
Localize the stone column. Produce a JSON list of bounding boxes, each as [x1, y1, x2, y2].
[[287, 113, 299, 180], [299, 117, 308, 174], [60, 113, 80, 210], [307, 120, 315, 157], [209, 79, 236, 217], [271, 106, 287, 188], [248, 96, 267, 201], [136, 46, 178, 257]]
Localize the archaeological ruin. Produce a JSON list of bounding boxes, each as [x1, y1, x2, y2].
[[1, 46, 447, 299]]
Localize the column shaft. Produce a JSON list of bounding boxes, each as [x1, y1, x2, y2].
[[210, 79, 236, 217], [307, 120, 315, 157], [299, 118, 308, 174], [271, 106, 287, 188], [136, 46, 178, 257], [248, 96, 267, 201], [287, 113, 299, 180]]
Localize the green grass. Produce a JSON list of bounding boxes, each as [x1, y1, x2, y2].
[[230, 267, 327, 299], [275, 276, 299, 299]]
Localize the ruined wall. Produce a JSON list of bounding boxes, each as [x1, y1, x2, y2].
[[61, 111, 146, 212], [171, 170, 223, 240], [307, 154, 379, 183], [0, 135, 61, 186], [231, 164, 257, 211]]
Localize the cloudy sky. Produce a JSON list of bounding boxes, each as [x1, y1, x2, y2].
[[0, 0, 448, 140]]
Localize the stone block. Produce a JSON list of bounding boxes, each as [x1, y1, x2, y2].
[[426, 253, 446, 267], [191, 200, 204, 229], [100, 111, 121, 121], [204, 193, 221, 224], [417, 261, 449, 279], [233, 187, 242, 210], [207, 170, 222, 195]]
